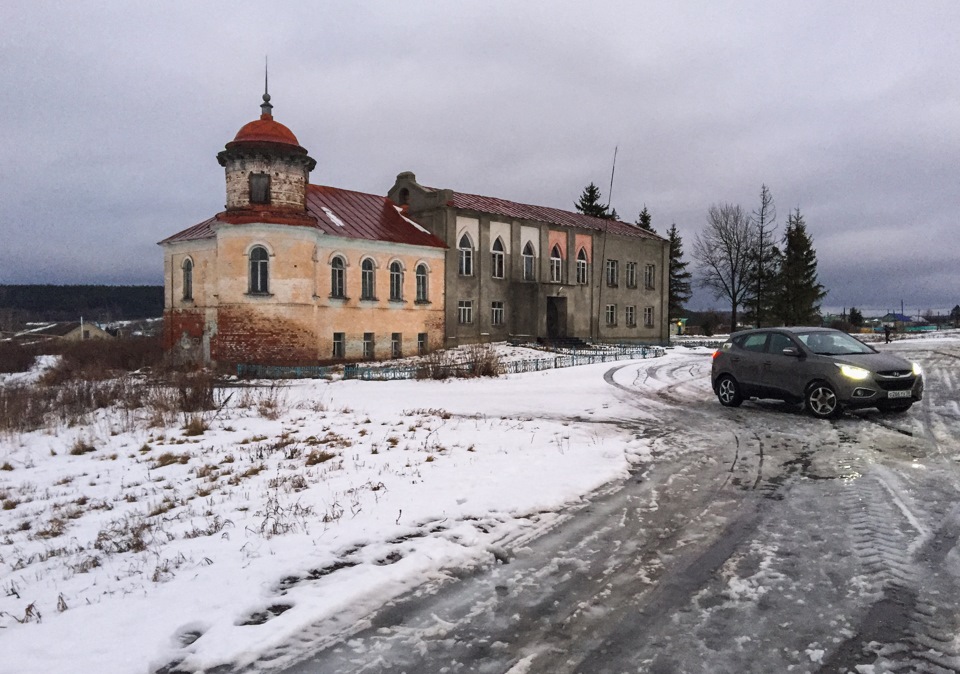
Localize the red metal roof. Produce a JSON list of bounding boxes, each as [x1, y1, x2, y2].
[[438, 189, 664, 241], [229, 113, 301, 147], [159, 187, 446, 249]]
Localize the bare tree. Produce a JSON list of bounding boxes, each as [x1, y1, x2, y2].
[[693, 203, 755, 331]]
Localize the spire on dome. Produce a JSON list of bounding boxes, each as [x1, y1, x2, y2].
[[260, 56, 273, 118]]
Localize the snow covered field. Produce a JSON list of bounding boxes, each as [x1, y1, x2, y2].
[[0, 346, 661, 674], [2, 333, 958, 674]]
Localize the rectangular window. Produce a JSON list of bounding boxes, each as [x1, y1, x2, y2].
[[417, 332, 427, 355], [576, 258, 587, 285], [391, 332, 402, 358], [491, 301, 504, 326], [644, 306, 654, 327], [625, 306, 636, 327], [550, 256, 562, 283], [626, 262, 637, 288], [249, 173, 270, 204], [606, 260, 619, 287], [492, 250, 504, 279], [458, 300, 473, 324], [332, 332, 345, 359], [605, 304, 617, 326], [459, 248, 473, 276], [644, 264, 656, 290], [363, 332, 375, 359], [522, 253, 535, 281]]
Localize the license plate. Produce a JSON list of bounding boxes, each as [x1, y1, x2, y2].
[[887, 390, 912, 399]]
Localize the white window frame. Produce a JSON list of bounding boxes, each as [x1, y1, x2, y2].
[[550, 245, 562, 283], [644, 306, 655, 327], [458, 235, 474, 276], [644, 264, 656, 290], [626, 262, 637, 288], [491, 301, 504, 326], [389, 261, 404, 301], [605, 304, 617, 326], [458, 300, 473, 324], [363, 332, 375, 359], [330, 256, 346, 299], [522, 242, 536, 281], [415, 263, 429, 302], [605, 259, 619, 287], [576, 249, 588, 285], [491, 238, 505, 279], [361, 258, 376, 300], [625, 305, 636, 327]]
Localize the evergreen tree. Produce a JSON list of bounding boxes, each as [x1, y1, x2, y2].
[[744, 184, 780, 327], [575, 182, 616, 219], [667, 224, 692, 319], [849, 306, 864, 327], [635, 206, 654, 232], [774, 207, 826, 325], [951, 304, 960, 327]]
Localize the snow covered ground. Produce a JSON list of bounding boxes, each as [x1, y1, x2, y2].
[[0, 346, 663, 674], [2, 333, 958, 674]]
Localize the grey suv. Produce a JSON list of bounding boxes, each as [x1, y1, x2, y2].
[[711, 327, 923, 418]]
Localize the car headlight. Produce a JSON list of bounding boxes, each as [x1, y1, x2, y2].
[[839, 364, 871, 380], [912, 362, 922, 376]]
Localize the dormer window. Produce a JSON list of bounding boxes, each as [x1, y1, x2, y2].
[[250, 172, 271, 204]]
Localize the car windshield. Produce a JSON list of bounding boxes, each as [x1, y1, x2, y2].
[[796, 331, 874, 355]]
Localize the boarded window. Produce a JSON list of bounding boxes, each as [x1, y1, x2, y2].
[[249, 173, 270, 204]]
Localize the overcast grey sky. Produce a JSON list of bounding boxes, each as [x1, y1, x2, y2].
[[3, 1, 958, 316]]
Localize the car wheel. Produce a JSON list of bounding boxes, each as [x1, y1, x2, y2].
[[878, 401, 913, 414], [805, 381, 840, 419], [715, 374, 743, 407]]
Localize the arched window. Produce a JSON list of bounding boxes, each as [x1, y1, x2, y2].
[[522, 242, 536, 281], [389, 261, 404, 301], [398, 188, 410, 205], [491, 237, 505, 279], [361, 258, 376, 300], [576, 248, 588, 285], [249, 246, 269, 294], [415, 263, 429, 302], [330, 256, 345, 299], [182, 258, 193, 301], [550, 244, 563, 283], [458, 234, 473, 276]]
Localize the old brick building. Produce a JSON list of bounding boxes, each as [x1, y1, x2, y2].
[[388, 173, 669, 347], [160, 93, 447, 366], [161, 92, 669, 366]]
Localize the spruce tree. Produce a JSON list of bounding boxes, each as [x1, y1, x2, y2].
[[635, 206, 654, 232], [849, 306, 864, 327], [667, 224, 692, 319], [744, 184, 780, 327], [774, 207, 826, 325], [575, 183, 616, 219]]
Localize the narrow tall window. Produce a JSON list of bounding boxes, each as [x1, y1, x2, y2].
[[625, 305, 636, 327], [391, 332, 402, 358], [491, 301, 505, 326], [363, 332, 375, 359], [576, 248, 588, 285], [491, 237, 505, 279], [458, 300, 473, 324], [522, 242, 536, 281], [249, 173, 270, 204], [182, 258, 193, 301], [644, 264, 656, 290], [417, 332, 428, 355], [389, 261, 403, 301], [458, 235, 473, 276], [361, 259, 376, 300], [550, 245, 563, 283], [330, 256, 345, 299], [415, 263, 429, 302], [249, 246, 269, 294], [644, 306, 655, 327], [605, 304, 617, 326], [332, 332, 345, 359], [626, 262, 637, 288], [605, 259, 619, 287]]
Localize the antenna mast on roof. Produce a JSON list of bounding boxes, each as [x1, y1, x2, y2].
[[607, 145, 618, 212]]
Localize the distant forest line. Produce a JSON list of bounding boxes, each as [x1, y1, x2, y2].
[[0, 285, 163, 328]]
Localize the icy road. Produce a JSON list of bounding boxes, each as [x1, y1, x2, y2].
[[275, 341, 960, 674]]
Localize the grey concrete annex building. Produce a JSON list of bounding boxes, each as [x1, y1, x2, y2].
[[389, 172, 670, 346]]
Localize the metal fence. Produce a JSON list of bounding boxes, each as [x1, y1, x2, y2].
[[237, 344, 666, 382]]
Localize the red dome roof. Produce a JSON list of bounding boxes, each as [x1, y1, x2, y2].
[[231, 113, 301, 146]]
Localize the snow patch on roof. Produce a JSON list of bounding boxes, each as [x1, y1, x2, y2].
[[321, 206, 346, 228], [394, 205, 430, 233]]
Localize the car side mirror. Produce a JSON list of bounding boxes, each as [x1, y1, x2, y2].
[[782, 347, 801, 357]]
